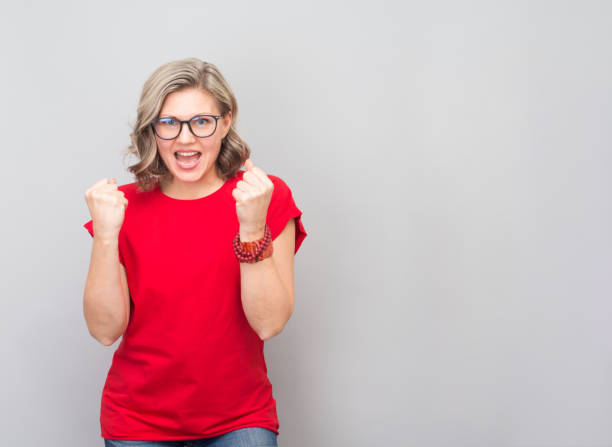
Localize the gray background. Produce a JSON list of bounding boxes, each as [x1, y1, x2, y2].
[[1, 1, 610, 446]]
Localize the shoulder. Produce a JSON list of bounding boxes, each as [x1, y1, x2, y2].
[[117, 182, 138, 196], [117, 181, 155, 202], [112, 182, 160, 213], [265, 173, 299, 216], [266, 174, 292, 197]]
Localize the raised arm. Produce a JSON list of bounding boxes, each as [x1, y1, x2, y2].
[[82, 178, 130, 346]]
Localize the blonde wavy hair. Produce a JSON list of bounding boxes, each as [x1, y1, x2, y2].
[[123, 58, 250, 191]]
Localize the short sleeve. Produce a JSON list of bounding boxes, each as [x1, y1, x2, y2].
[[83, 219, 94, 237], [266, 175, 307, 254], [83, 218, 126, 266]]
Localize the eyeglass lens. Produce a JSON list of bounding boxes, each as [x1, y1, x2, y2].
[[154, 116, 217, 139]]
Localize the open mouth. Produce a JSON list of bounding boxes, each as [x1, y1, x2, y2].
[[174, 151, 202, 169]]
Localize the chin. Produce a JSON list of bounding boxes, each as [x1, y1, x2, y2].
[[172, 169, 206, 180]]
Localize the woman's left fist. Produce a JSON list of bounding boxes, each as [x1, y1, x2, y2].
[[232, 159, 274, 236]]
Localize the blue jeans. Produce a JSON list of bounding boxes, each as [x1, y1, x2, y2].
[[103, 427, 278, 447]]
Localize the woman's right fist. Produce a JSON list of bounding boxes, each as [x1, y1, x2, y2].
[[84, 178, 129, 238]]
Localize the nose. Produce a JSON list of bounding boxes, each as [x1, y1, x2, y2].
[[177, 122, 196, 144]]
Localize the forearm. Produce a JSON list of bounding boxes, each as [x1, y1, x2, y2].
[[83, 235, 129, 345], [239, 226, 292, 341]]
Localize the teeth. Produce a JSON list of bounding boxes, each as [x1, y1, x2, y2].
[[176, 151, 199, 156]]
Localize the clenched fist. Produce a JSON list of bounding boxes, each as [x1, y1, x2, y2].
[[232, 159, 273, 238], [84, 178, 128, 239]]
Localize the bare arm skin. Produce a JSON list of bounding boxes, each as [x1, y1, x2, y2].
[[83, 236, 130, 346], [82, 178, 130, 346], [239, 218, 296, 341]]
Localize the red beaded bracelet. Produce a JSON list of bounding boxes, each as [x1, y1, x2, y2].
[[233, 224, 273, 263]]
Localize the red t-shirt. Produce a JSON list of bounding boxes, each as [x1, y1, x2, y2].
[[83, 170, 307, 441]]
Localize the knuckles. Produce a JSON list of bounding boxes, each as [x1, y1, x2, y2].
[[88, 188, 125, 206]]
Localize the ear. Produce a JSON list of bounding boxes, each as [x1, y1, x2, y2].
[[223, 110, 233, 138]]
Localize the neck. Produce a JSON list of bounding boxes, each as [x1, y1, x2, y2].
[[160, 169, 225, 200]]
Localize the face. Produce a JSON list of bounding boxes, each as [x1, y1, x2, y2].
[[154, 87, 232, 186]]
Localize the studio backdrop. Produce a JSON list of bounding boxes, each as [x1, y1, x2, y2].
[[0, 1, 610, 446]]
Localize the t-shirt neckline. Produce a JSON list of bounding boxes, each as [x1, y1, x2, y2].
[[155, 172, 241, 203]]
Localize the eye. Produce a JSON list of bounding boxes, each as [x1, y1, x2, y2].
[[193, 116, 211, 126], [159, 118, 177, 126]]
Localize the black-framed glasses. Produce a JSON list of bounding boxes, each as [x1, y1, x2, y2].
[[151, 114, 222, 140]]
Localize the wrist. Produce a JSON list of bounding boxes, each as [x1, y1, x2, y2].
[[239, 223, 266, 242], [234, 224, 273, 263], [93, 235, 119, 246]]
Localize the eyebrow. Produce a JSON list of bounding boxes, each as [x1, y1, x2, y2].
[[158, 112, 218, 119]]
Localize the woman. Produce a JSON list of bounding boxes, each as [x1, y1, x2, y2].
[[82, 58, 307, 447]]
